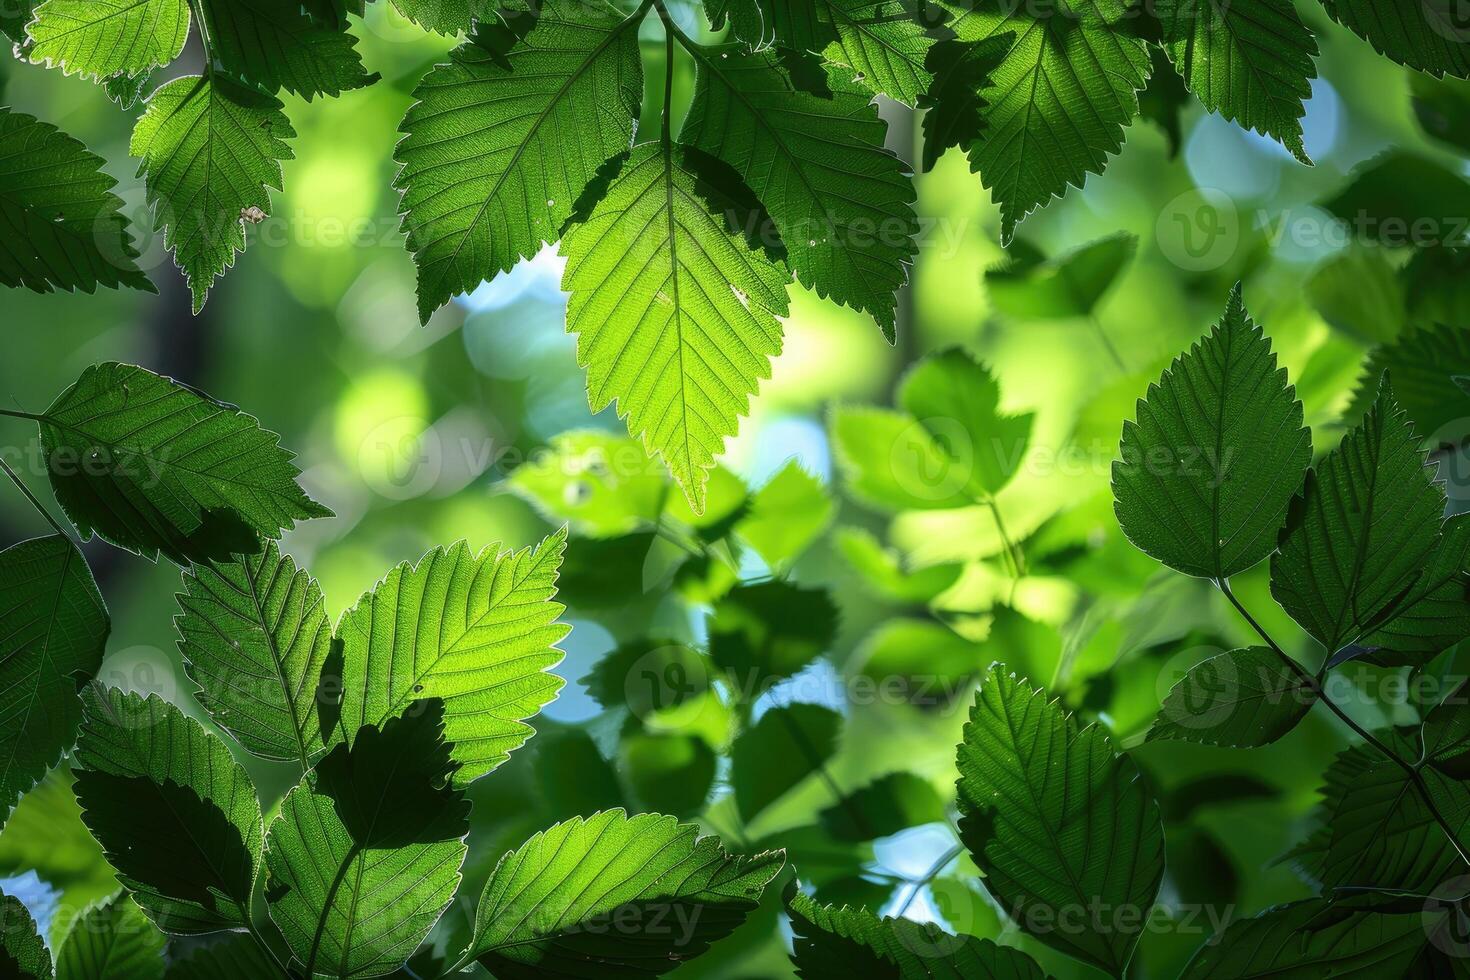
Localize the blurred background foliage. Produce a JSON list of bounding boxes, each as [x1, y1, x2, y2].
[[3, 1, 1470, 976]]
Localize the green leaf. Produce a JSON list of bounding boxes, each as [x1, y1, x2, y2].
[[388, 0, 491, 35], [104, 71, 151, 109], [1136, 45, 1190, 157], [1321, 0, 1470, 78], [73, 685, 263, 934], [198, 0, 375, 99], [1347, 324, 1470, 445], [835, 528, 962, 603], [175, 541, 333, 766], [818, 772, 947, 842], [732, 703, 842, 824], [395, 4, 643, 322], [0, 892, 50, 980], [736, 462, 833, 570], [939, 0, 1151, 241], [333, 530, 570, 784], [506, 430, 667, 538], [1321, 151, 1470, 245], [36, 362, 331, 565], [0, 535, 108, 827], [581, 638, 711, 717], [462, 809, 784, 978], [830, 405, 974, 511], [985, 232, 1136, 319], [131, 75, 296, 312], [899, 348, 1033, 499], [819, 0, 936, 106], [620, 731, 715, 817], [1114, 286, 1311, 580], [1182, 900, 1437, 977], [1359, 513, 1470, 664], [853, 618, 983, 704], [1152, 0, 1317, 162], [26, 0, 189, 82], [1305, 241, 1405, 345], [264, 701, 470, 980], [561, 143, 790, 513], [55, 892, 164, 980], [707, 0, 825, 50], [708, 581, 838, 687], [681, 47, 918, 337], [1272, 377, 1445, 654], [919, 37, 1008, 171], [164, 934, 279, 980], [1288, 735, 1468, 892], [1412, 73, 1470, 153], [786, 886, 1047, 979], [956, 667, 1164, 976], [0, 107, 152, 296], [1147, 646, 1315, 747], [532, 727, 625, 817]]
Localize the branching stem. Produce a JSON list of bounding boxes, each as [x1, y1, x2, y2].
[[1218, 579, 1470, 870]]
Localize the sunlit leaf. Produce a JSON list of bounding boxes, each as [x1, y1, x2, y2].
[[26, 0, 188, 83], [462, 809, 784, 978], [333, 530, 569, 784], [264, 701, 470, 979], [73, 686, 263, 934], [198, 0, 375, 99], [175, 541, 333, 767], [561, 143, 790, 512], [54, 892, 164, 980]]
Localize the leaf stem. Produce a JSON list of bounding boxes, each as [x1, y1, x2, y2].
[[1087, 314, 1127, 373], [0, 457, 69, 540], [0, 407, 41, 422], [893, 841, 963, 918], [1218, 578, 1470, 870]]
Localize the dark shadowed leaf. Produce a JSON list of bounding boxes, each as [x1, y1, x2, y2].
[[956, 667, 1164, 976], [786, 884, 1046, 979], [732, 703, 842, 824], [1147, 647, 1315, 747], [0, 892, 50, 979], [36, 362, 330, 565], [72, 686, 263, 934], [819, 772, 947, 842], [708, 582, 838, 688], [0, 535, 108, 827], [333, 530, 569, 784], [264, 701, 470, 979]]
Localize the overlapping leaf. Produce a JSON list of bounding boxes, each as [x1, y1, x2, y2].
[[1346, 323, 1470, 444], [938, 0, 1150, 241], [956, 667, 1164, 976], [35, 362, 330, 565], [333, 530, 569, 784], [396, 3, 643, 322], [264, 702, 469, 980], [707, 580, 838, 686], [1360, 513, 1470, 664], [175, 541, 333, 766], [1152, 0, 1318, 162], [390, 0, 493, 35], [1181, 900, 1439, 977], [198, 0, 374, 98], [72, 685, 263, 934], [462, 809, 783, 978], [1321, 0, 1470, 78], [1271, 377, 1445, 654], [26, 0, 189, 82], [0, 535, 107, 827], [561, 143, 789, 513], [787, 887, 1046, 979], [1114, 287, 1311, 580], [0, 108, 152, 296], [681, 46, 917, 337], [0, 892, 49, 979], [820, 0, 938, 106], [732, 703, 841, 824], [131, 75, 296, 312], [1147, 646, 1314, 747], [55, 892, 165, 980]]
